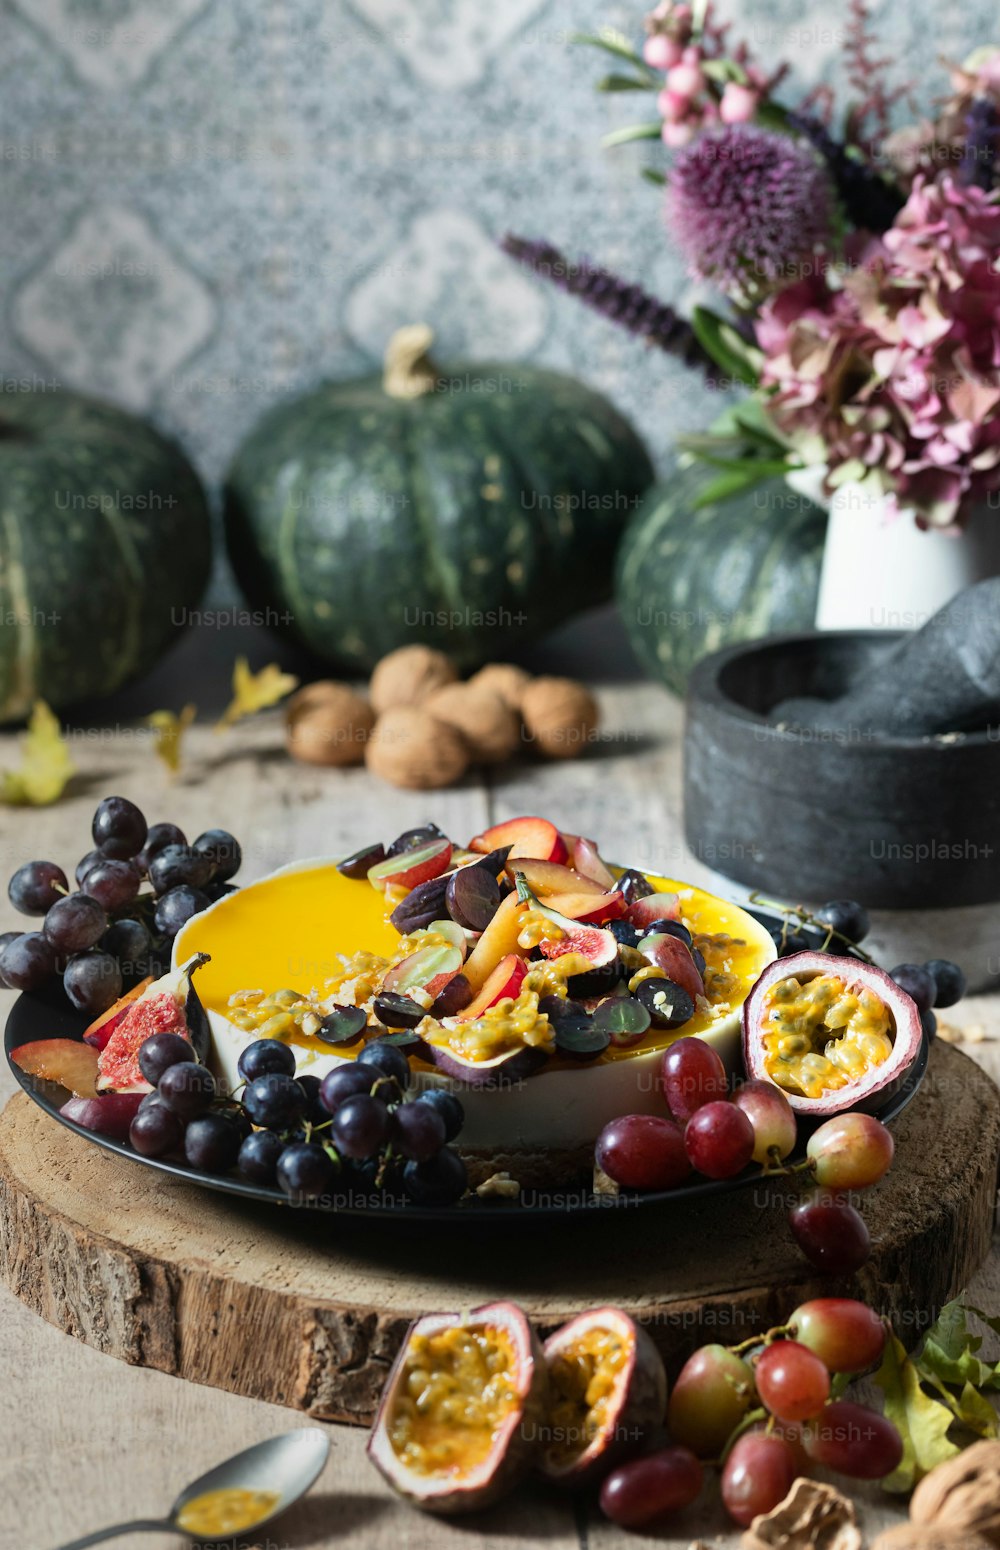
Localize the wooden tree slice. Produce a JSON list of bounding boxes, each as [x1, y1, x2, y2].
[[0, 1042, 997, 1426]]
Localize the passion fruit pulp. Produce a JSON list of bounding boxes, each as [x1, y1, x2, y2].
[[742, 951, 921, 1116], [540, 1308, 667, 1487], [367, 1301, 548, 1514]]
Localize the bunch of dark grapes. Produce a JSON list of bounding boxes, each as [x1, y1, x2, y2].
[[126, 1030, 468, 1209], [1, 796, 242, 1015]]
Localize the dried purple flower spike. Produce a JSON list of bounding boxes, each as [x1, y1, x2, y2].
[[786, 111, 905, 233], [958, 97, 1000, 190], [500, 234, 721, 383]]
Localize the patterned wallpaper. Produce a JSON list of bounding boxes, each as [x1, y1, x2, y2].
[[0, 0, 991, 596]]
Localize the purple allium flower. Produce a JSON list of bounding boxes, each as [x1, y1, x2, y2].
[[666, 125, 835, 298]]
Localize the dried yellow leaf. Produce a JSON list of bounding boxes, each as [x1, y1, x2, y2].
[[0, 700, 75, 806], [216, 658, 299, 730], [146, 704, 197, 775]]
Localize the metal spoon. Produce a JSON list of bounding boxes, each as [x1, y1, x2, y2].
[[53, 1427, 330, 1549]]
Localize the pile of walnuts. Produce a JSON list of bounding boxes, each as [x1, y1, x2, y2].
[[285, 645, 599, 789]]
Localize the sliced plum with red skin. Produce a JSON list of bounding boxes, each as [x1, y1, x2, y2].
[[469, 816, 567, 863], [626, 893, 681, 929], [60, 1092, 144, 1140]]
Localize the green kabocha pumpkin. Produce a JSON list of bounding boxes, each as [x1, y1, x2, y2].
[[223, 326, 654, 671], [616, 460, 827, 696], [0, 391, 212, 724]]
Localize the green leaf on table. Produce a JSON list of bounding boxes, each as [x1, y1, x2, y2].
[[691, 306, 762, 386], [597, 73, 655, 91], [874, 1329, 960, 1492], [571, 29, 650, 70], [691, 460, 787, 508], [601, 121, 664, 148], [0, 700, 75, 807], [919, 1300, 1000, 1391], [641, 167, 667, 186]]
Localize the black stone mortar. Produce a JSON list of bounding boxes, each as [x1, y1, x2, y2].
[[683, 632, 1000, 915]]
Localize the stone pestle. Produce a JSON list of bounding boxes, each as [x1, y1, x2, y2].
[[771, 578, 1000, 737]]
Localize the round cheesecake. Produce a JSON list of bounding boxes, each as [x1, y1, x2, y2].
[[174, 857, 775, 1186]]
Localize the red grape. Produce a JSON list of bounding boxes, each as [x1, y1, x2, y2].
[[788, 1191, 871, 1274], [596, 1114, 691, 1191], [721, 1431, 799, 1526], [660, 1036, 728, 1121], [789, 1298, 886, 1374], [754, 1340, 830, 1423], [667, 1344, 755, 1456], [684, 1101, 755, 1179], [807, 1113, 894, 1190], [732, 1079, 797, 1164], [599, 1447, 703, 1529], [802, 1400, 903, 1479]]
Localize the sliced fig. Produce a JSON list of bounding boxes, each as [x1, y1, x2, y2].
[[82, 976, 154, 1050], [742, 951, 922, 1116], [540, 1308, 667, 1487], [96, 954, 211, 1094], [367, 1301, 548, 1514]]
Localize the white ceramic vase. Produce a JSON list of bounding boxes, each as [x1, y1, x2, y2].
[[785, 466, 1000, 631]]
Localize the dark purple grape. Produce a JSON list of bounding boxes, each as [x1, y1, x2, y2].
[[277, 1142, 336, 1202], [238, 1129, 285, 1185], [82, 859, 140, 912], [154, 885, 210, 938], [100, 918, 151, 978], [137, 1090, 172, 1115], [63, 951, 122, 1014], [648, 918, 692, 947], [371, 992, 424, 1030], [137, 823, 187, 874], [445, 862, 502, 932], [608, 920, 640, 948], [391, 1102, 446, 1161], [44, 894, 107, 954], [205, 881, 238, 903], [148, 845, 213, 896], [815, 899, 870, 944], [925, 959, 965, 1009], [789, 1191, 871, 1274], [428, 974, 473, 1018], [8, 860, 68, 915], [388, 874, 449, 933], [774, 926, 812, 956], [92, 796, 147, 856], [415, 1089, 465, 1142], [158, 1061, 217, 1119], [890, 963, 937, 1012], [617, 868, 655, 905], [403, 1147, 467, 1206], [357, 1039, 411, 1088], [75, 850, 105, 887], [296, 1073, 326, 1124], [243, 1072, 307, 1130], [315, 1005, 368, 1045], [1, 932, 57, 990], [330, 1094, 390, 1159], [138, 1032, 193, 1086], [192, 829, 242, 883], [184, 1113, 242, 1173], [337, 843, 385, 880], [0, 931, 19, 988], [237, 1038, 296, 1082], [921, 1008, 937, 1042], [386, 823, 446, 857], [319, 1064, 374, 1114], [635, 977, 695, 1029], [130, 1104, 185, 1157]]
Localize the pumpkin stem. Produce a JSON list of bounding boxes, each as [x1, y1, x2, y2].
[[383, 325, 440, 399]]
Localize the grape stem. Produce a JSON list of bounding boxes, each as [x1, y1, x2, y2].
[[749, 891, 875, 963], [727, 1324, 794, 1357]]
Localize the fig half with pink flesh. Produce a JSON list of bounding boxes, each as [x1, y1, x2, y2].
[[540, 1308, 667, 1487], [367, 1301, 549, 1514], [96, 954, 211, 1093], [742, 951, 921, 1117]]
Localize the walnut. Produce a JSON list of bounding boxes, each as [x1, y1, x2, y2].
[[872, 1526, 994, 1550], [285, 682, 374, 767], [425, 683, 521, 765], [909, 1440, 1000, 1546], [369, 645, 457, 715], [742, 1479, 861, 1550], [468, 662, 532, 713], [521, 676, 599, 760], [365, 706, 468, 790]]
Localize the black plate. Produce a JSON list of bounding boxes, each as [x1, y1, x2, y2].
[[3, 909, 928, 1225]]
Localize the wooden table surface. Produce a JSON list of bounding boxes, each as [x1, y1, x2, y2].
[[2, 673, 998, 1550]]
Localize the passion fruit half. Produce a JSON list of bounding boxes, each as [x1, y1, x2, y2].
[[539, 1308, 667, 1488], [742, 951, 921, 1117], [367, 1301, 548, 1514]]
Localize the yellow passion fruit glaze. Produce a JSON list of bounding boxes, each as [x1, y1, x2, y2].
[[176, 1487, 280, 1537], [546, 1325, 630, 1468], [389, 1325, 519, 1477], [761, 973, 894, 1100], [174, 858, 774, 1069]]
